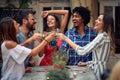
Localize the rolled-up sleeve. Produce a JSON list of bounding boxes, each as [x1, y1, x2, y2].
[[9, 45, 31, 64]]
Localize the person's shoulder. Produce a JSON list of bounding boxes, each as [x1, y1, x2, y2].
[[17, 30, 24, 37], [86, 26, 94, 30], [101, 32, 108, 37], [65, 28, 75, 33], [16, 30, 26, 40], [87, 26, 96, 33], [5, 41, 17, 49]]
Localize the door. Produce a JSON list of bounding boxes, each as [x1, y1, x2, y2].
[[115, 6, 120, 53]]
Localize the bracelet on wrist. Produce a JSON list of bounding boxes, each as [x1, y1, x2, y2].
[[44, 39, 49, 43]]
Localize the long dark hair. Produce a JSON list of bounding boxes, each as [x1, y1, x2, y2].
[[102, 13, 115, 55], [0, 17, 18, 44], [43, 14, 60, 32]]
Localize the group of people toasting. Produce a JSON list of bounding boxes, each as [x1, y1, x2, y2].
[[0, 6, 115, 80]]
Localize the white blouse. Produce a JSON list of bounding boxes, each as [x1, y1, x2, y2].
[[1, 41, 31, 80], [76, 32, 110, 80]]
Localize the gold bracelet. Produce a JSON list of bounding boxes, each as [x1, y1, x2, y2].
[[44, 39, 49, 43]]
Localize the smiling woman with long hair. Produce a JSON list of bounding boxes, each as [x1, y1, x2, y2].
[[56, 14, 115, 80], [39, 10, 69, 66], [0, 17, 55, 80]]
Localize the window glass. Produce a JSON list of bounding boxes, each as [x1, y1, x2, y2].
[[104, 6, 113, 16]]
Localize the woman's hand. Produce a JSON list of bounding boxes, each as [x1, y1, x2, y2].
[[41, 11, 49, 18], [55, 33, 66, 41], [77, 62, 87, 66], [45, 32, 56, 42]]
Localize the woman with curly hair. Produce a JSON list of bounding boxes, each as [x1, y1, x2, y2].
[[39, 10, 69, 66]]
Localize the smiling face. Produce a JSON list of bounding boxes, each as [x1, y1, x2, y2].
[[94, 15, 104, 33], [47, 15, 56, 29], [72, 12, 84, 28], [26, 13, 37, 31]]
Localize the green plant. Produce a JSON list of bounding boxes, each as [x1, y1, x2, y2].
[[19, 0, 32, 9], [46, 50, 72, 80], [53, 49, 68, 66], [4, 0, 32, 9], [46, 68, 72, 80]]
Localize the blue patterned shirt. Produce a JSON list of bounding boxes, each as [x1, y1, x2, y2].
[[60, 26, 97, 65]]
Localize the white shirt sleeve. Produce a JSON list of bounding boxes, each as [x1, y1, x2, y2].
[[75, 33, 104, 55], [9, 45, 32, 64]]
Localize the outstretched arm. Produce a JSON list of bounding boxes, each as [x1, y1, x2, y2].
[[56, 33, 105, 55], [56, 33, 78, 50], [41, 10, 69, 33], [20, 33, 42, 47], [29, 32, 55, 56]]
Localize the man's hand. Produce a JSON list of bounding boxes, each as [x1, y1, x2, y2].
[[25, 67, 33, 73], [32, 33, 43, 41]]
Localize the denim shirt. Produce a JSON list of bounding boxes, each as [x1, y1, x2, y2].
[[17, 27, 34, 67]]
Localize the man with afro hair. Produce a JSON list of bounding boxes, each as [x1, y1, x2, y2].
[[60, 6, 96, 65]]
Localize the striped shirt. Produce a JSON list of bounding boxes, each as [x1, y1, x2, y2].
[[76, 32, 110, 80], [60, 26, 96, 65]]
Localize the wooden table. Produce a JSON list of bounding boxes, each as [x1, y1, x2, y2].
[[22, 66, 97, 80]]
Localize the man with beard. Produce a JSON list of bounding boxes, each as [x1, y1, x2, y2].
[[17, 10, 37, 72], [60, 6, 96, 65]]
